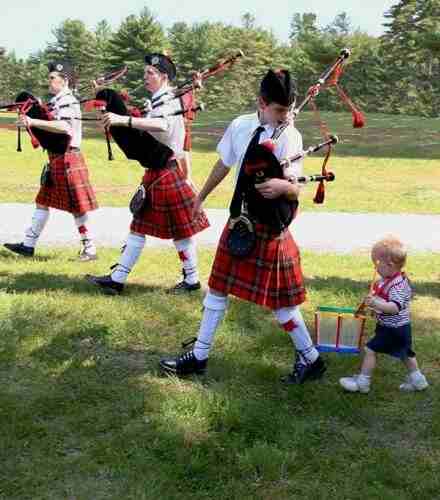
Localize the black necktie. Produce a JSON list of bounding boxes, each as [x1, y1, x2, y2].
[[229, 125, 265, 217]]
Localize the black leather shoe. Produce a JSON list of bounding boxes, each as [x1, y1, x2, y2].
[[167, 280, 201, 294], [167, 268, 201, 294], [3, 242, 34, 257], [85, 274, 124, 295], [160, 339, 208, 376], [282, 355, 326, 385]]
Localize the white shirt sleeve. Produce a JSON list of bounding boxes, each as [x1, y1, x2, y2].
[[56, 97, 79, 136], [276, 127, 303, 178], [216, 119, 238, 168], [150, 100, 178, 130]]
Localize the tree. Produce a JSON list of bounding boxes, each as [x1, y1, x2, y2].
[[94, 20, 113, 75], [325, 12, 352, 36], [289, 13, 319, 44], [381, 0, 440, 116], [169, 17, 285, 111], [107, 7, 167, 99]]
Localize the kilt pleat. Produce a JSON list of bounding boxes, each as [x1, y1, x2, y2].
[[130, 163, 210, 239], [35, 152, 98, 214], [208, 222, 306, 310]]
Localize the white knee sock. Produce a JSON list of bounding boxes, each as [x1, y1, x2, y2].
[[274, 306, 319, 364], [111, 233, 145, 284], [174, 237, 199, 285], [74, 214, 96, 253], [24, 208, 50, 248], [193, 292, 228, 361]]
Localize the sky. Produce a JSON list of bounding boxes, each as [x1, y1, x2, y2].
[[2, 0, 397, 59]]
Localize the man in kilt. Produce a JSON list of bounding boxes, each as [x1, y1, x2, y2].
[[160, 69, 326, 384], [4, 60, 98, 261], [86, 54, 209, 295]]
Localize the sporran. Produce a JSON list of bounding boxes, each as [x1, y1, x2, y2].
[[129, 184, 147, 215], [226, 215, 256, 257], [40, 162, 53, 187]]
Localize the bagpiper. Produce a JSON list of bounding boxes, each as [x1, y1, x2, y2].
[[86, 53, 209, 294], [160, 69, 327, 384], [4, 60, 98, 261]]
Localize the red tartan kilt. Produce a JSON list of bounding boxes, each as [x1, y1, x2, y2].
[[130, 163, 210, 239], [35, 152, 98, 214], [208, 222, 306, 310]]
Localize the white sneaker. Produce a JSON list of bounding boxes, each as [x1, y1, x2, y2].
[[79, 241, 97, 262], [339, 375, 370, 394], [399, 372, 429, 392]]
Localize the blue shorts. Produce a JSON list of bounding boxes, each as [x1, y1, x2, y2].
[[367, 323, 415, 359]]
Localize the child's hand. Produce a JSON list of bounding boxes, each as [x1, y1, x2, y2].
[[364, 293, 376, 308], [364, 294, 383, 313]]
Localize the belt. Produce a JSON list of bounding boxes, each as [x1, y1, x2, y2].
[[69, 147, 80, 152]]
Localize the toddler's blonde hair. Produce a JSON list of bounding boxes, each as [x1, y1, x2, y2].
[[372, 235, 407, 269]]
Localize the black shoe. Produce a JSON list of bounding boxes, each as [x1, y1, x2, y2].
[[168, 280, 201, 294], [85, 274, 124, 295], [159, 338, 208, 376], [282, 355, 326, 385], [3, 242, 34, 257]]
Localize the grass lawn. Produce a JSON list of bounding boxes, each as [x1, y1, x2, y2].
[[0, 111, 439, 213], [0, 247, 439, 499]]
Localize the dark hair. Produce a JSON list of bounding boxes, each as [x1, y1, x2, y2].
[[259, 69, 296, 107]]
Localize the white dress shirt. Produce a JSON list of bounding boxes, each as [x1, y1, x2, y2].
[[48, 87, 81, 149], [217, 112, 303, 186], [145, 85, 185, 159]]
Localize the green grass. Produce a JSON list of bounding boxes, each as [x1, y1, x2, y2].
[[0, 247, 439, 499], [1, 111, 439, 212]]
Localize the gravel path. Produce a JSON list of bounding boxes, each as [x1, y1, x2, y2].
[[1, 203, 439, 254]]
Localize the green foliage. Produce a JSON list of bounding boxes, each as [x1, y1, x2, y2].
[[381, 0, 440, 116], [0, 5, 439, 115], [107, 7, 167, 100], [45, 19, 102, 90], [169, 17, 283, 110]]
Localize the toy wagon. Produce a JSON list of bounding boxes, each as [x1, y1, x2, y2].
[[314, 306, 367, 354]]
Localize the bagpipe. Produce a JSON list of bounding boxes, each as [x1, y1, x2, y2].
[[244, 135, 338, 180], [92, 51, 244, 165], [292, 48, 365, 128], [242, 135, 338, 233], [295, 47, 365, 203], [0, 91, 71, 154], [105, 51, 243, 120], [0, 67, 129, 156], [243, 48, 365, 209], [93, 88, 174, 169], [150, 50, 244, 112]]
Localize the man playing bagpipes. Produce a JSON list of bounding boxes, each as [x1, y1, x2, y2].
[[159, 69, 326, 384], [3, 60, 99, 261], [86, 53, 210, 295]]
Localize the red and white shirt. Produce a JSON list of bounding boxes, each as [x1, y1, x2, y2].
[[373, 272, 412, 327]]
